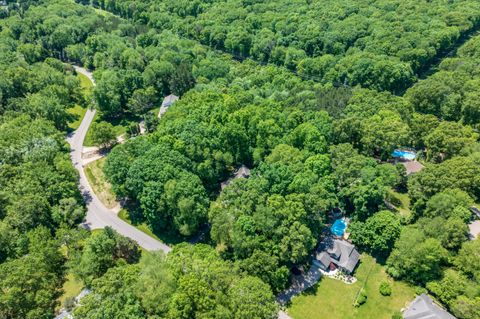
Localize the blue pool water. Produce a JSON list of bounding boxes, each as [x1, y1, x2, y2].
[[331, 219, 347, 237], [391, 149, 416, 160]]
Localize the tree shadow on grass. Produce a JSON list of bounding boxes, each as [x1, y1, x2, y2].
[[121, 200, 199, 246]]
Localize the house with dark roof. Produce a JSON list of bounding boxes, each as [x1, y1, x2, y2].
[[313, 239, 360, 274], [158, 94, 179, 118], [220, 165, 251, 190], [403, 294, 456, 319]]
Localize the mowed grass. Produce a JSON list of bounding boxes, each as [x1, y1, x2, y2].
[[388, 189, 412, 219], [287, 255, 416, 319], [84, 158, 118, 209], [57, 273, 83, 311], [77, 72, 93, 90], [67, 104, 87, 130], [67, 72, 93, 130]]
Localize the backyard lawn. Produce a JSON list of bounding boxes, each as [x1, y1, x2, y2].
[[387, 188, 412, 219], [287, 255, 416, 319], [57, 273, 83, 311]]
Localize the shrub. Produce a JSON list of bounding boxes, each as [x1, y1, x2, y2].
[[392, 311, 403, 319], [354, 290, 368, 307], [63, 296, 76, 311], [380, 281, 392, 296]]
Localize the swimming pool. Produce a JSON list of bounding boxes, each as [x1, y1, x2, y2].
[[391, 149, 416, 161], [331, 219, 347, 237]]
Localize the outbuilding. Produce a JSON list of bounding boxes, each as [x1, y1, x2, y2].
[[403, 294, 456, 319]]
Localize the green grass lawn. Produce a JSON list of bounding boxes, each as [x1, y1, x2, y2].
[[57, 273, 83, 311], [287, 255, 416, 319], [78, 72, 93, 90], [387, 189, 412, 218], [67, 104, 87, 130], [66, 72, 93, 131], [85, 158, 118, 209]]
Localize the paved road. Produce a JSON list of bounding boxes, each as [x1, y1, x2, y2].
[[68, 66, 171, 253], [277, 265, 322, 306], [69, 66, 290, 319]]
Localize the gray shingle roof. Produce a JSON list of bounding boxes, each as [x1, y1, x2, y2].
[[162, 94, 179, 107], [403, 294, 456, 319], [316, 239, 360, 274], [220, 165, 251, 189]]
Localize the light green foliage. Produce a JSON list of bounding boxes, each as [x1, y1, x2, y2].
[[418, 217, 469, 251], [424, 121, 478, 161], [331, 144, 399, 219], [408, 155, 480, 205], [0, 227, 65, 319], [379, 281, 392, 296], [94, 0, 480, 93], [454, 239, 480, 282], [90, 121, 117, 148], [423, 188, 473, 221], [75, 245, 278, 319]]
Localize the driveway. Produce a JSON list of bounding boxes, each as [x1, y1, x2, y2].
[[68, 66, 171, 253], [69, 66, 290, 319]]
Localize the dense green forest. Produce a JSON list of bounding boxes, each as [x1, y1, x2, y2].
[[0, 0, 480, 318], [80, 0, 480, 93]]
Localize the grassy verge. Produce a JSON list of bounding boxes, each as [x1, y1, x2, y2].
[[287, 255, 416, 319], [67, 104, 87, 130], [78, 72, 93, 90], [118, 209, 183, 245], [118, 209, 162, 243], [84, 160, 177, 245], [67, 72, 93, 130], [84, 158, 118, 209]]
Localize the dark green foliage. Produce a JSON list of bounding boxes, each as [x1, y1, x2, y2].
[[87, 0, 480, 93], [72, 227, 141, 286], [350, 210, 402, 256], [387, 227, 448, 284], [75, 245, 278, 319], [0, 227, 65, 319], [3, 0, 480, 317]]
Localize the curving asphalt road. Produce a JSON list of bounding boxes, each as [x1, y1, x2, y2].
[[67, 66, 171, 253], [68, 66, 291, 319]]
